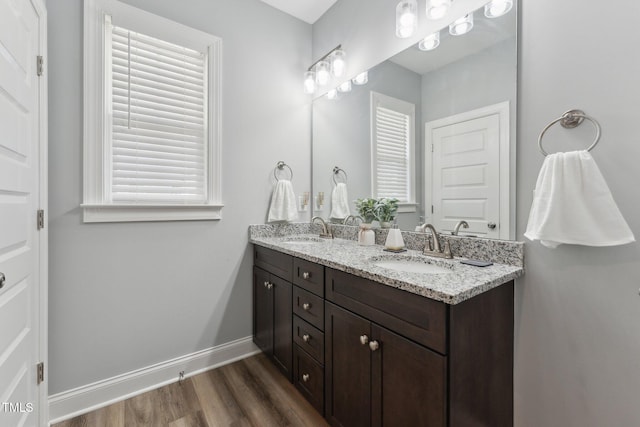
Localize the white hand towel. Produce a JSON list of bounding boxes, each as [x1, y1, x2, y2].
[[524, 150, 635, 248], [330, 183, 351, 220], [267, 179, 298, 223]]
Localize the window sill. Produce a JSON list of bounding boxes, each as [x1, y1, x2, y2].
[[397, 203, 417, 213], [81, 204, 224, 223]]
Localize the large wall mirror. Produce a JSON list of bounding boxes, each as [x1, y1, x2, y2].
[[312, 1, 517, 240]]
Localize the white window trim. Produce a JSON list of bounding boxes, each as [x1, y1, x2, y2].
[[82, 0, 223, 223], [370, 91, 416, 210]]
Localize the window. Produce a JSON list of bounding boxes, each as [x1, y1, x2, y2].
[[370, 92, 416, 211], [83, 0, 222, 222]]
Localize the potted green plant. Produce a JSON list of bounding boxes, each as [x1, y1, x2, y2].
[[355, 198, 378, 224], [375, 198, 399, 228]]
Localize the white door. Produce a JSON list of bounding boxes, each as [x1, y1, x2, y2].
[[0, 0, 47, 426], [426, 102, 510, 239]]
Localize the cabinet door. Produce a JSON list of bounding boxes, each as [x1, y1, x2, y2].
[[253, 267, 273, 355], [371, 324, 447, 427], [325, 302, 371, 427], [271, 274, 292, 380]]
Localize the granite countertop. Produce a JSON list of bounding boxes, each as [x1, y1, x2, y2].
[[250, 233, 524, 305]]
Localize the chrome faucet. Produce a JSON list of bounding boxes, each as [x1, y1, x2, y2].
[[452, 220, 469, 236], [342, 215, 363, 226], [418, 223, 453, 259], [312, 216, 333, 239]]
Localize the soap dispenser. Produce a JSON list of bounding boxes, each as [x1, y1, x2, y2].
[[384, 224, 405, 251]]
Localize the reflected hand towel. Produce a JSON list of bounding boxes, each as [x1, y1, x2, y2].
[[330, 182, 351, 220]]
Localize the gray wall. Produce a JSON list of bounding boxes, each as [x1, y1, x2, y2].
[[48, 0, 311, 394], [312, 60, 421, 229], [314, 0, 640, 425]]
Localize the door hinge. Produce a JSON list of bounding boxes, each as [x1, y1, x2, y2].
[[431, 205, 434, 214], [37, 362, 44, 385], [37, 55, 43, 76], [37, 209, 45, 230]]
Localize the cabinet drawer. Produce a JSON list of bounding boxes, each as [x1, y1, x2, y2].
[[293, 258, 324, 297], [254, 245, 293, 281], [293, 315, 324, 364], [293, 286, 325, 331], [326, 268, 447, 354], [293, 345, 324, 415]]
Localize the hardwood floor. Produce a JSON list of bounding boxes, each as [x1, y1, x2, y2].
[[53, 354, 328, 427]]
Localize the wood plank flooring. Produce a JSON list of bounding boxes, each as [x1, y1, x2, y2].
[[53, 354, 329, 427]]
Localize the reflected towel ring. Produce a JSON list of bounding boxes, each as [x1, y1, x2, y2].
[[274, 161, 293, 181], [538, 109, 601, 156], [333, 166, 348, 185]]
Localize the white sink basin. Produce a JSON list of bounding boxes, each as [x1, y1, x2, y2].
[[372, 258, 453, 275]]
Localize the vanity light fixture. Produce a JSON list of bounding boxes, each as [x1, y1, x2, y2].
[[418, 31, 440, 51], [337, 80, 352, 93], [449, 13, 473, 36], [484, 0, 513, 18], [352, 71, 369, 85], [425, 0, 452, 20], [395, 0, 418, 39], [303, 70, 316, 94], [304, 45, 347, 94]]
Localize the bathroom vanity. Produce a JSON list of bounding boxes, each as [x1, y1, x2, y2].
[[250, 225, 523, 427]]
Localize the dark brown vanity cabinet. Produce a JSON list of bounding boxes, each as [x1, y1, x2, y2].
[[253, 247, 293, 381], [253, 245, 514, 427]]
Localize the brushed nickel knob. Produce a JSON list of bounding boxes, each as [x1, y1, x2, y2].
[[0, 272, 5, 290], [359, 335, 369, 345], [302, 334, 310, 342], [302, 373, 310, 382], [266, 283, 273, 290], [302, 272, 311, 279], [302, 303, 311, 310], [263, 281, 269, 288], [369, 340, 380, 351]]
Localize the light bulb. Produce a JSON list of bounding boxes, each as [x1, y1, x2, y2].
[[327, 89, 338, 100], [484, 0, 513, 18], [425, 0, 451, 20], [418, 32, 440, 51], [337, 80, 352, 93], [395, 0, 417, 39], [303, 71, 316, 94], [331, 49, 347, 78], [449, 13, 474, 36], [315, 60, 330, 86], [352, 71, 368, 85]]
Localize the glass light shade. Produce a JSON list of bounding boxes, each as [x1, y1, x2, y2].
[[395, 0, 418, 39], [331, 49, 347, 77], [484, 0, 513, 18], [337, 80, 352, 93], [425, 0, 451, 20], [315, 60, 331, 86], [418, 32, 440, 51], [352, 71, 369, 85], [303, 70, 316, 94], [449, 13, 474, 36], [327, 89, 338, 100]]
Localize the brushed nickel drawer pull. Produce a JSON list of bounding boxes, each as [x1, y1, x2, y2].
[[266, 283, 273, 290], [369, 340, 380, 351], [359, 335, 369, 345], [302, 373, 310, 382], [302, 271, 311, 279], [302, 303, 311, 310], [263, 281, 269, 288], [302, 334, 311, 342]]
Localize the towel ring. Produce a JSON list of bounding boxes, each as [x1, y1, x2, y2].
[[332, 166, 348, 185], [274, 161, 293, 181], [538, 109, 601, 156]]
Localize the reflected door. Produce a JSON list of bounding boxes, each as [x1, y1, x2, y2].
[[427, 104, 508, 239]]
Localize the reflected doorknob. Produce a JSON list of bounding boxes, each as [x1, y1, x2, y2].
[[487, 222, 497, 230], [0, 272, 5, 289]]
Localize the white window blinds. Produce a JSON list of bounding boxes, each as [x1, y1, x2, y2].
[[108, 21, 208, 203], [372, 93, 415, 203]]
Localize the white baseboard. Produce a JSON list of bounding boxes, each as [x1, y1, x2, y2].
[[48, 336, 260, 425]]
